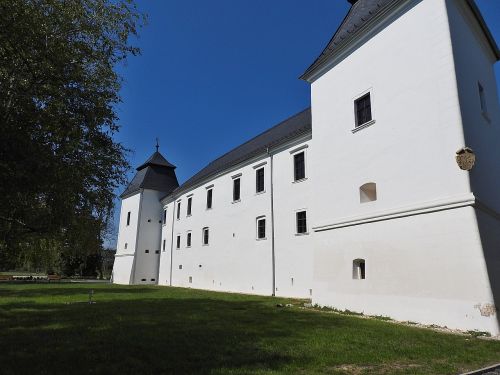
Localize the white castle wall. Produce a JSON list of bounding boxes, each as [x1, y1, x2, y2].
[[309, 0, 500, 334]]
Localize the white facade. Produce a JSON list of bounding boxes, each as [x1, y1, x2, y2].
[[113, 0, 500, 335]]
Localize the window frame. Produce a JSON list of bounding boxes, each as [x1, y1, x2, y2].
[[255, 167, 265, 194], [295, 210, 308, 235], [353, 259, 366, 280], [232, 175, 241, 202], [187, 196, 193, 216], [186, 231, 192, 248], [176, 201, 181, 220], [293, 151, 306, 182], [202, 227, 209, 246], [354, 92, 372, 127], [206, 187, 213, 210], [256, 216, 266, 240]]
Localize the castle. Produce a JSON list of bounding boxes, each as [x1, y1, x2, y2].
[[113, 0, 500, 335]]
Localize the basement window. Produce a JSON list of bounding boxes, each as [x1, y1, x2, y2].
[[141, 278, 146, 282], [360, 183, 377, 203], [145, 249, 149, 254], [151, 278, 155, 282], [353, 259, 366, 280], [155, 250, 160, 254]]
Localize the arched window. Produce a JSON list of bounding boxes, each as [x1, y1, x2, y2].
[[360, 182, 377, 203], [353, 259, 366, 280]]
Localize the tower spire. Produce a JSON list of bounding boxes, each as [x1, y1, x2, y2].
[[155, 137, 159, 152]]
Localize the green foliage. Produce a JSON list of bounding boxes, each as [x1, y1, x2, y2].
[[1, 284, 500, 375], [0, 0, 145, 270]]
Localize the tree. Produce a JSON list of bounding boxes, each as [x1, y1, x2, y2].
[[0, 0, 145, 271]]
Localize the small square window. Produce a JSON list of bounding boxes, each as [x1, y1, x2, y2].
[[355, 93, 372, 127], [257, 217, 266, 239], [179, 265, 183, 270], [155, 250, 160, 254], [145, 249, 149, 254]]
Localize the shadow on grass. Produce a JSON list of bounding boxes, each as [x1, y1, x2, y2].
[[1, 286, 500, 375], [0, 297, 306, 375], [0, 286, 156, 298]]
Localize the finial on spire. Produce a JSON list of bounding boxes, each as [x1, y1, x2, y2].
[[155, 138, 159, 152]]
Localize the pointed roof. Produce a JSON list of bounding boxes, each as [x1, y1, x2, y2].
[[120, 151, 179, 198], [301, 0, 394, 81], [301, 0, 499, 81], [136, 151, 176, 171]]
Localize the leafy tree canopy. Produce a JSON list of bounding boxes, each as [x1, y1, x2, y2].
[[0, 0, 145, 272]]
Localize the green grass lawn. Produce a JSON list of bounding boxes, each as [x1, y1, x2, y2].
[[0, 283, 499, 375]]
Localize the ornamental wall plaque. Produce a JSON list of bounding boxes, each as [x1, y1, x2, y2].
[[455, 147, 476, 171]]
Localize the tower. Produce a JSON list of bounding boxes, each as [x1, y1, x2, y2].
[[113, 147, 179, 285]]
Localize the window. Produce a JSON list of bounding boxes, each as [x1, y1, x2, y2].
[[233, 177, 241, 202], [162, 239, 166, 251], [355, 93, 372, 127], [202, 227, 209, 245], [294, 152, 305, 181], [206, 188, 213, 209], [187, 197, 192, 216], [257, 217, 266, 239], [124, 243, 128, 249], [479, 82, 488, 115], [176, 235, 181, 249], [179, 264, 182, 270], [176, 202, 181, 220], [189, 276, 192, 284], [256, 168, 265, 193], [360, 183, 377, 203], [126, 211, 131, 226], [187, 232, 192, 247], [145, 249, 149, 254], [162, 209, 167, 225], [296, 211, 307, 234], [155, 250, 160, 254], [353, 259, 366, 280]]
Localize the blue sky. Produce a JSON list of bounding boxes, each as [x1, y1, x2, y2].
[[109, 0, 500, 245]]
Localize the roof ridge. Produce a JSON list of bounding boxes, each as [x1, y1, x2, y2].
[[204, 107, 311, 168]]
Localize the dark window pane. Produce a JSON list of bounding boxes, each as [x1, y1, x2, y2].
[[187, 197, 192, 216], [162, 209, 167, 224], [256, 168, 265, 193], [187, 233, 192, 247], [355, 93, 372, 126], [176, 236, 180, 249], [257, 219, 266, 239], [163, 239, 166, 251], [177, 202, 181, 219], [126, 211, 131, 226], [206, 189, 213, 209], [296, 211, 307, 234], [233, 178, 241, 201], [294, 152, 305, 181], [360, 262, 366, 279], [203, 228, 209, 245]]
